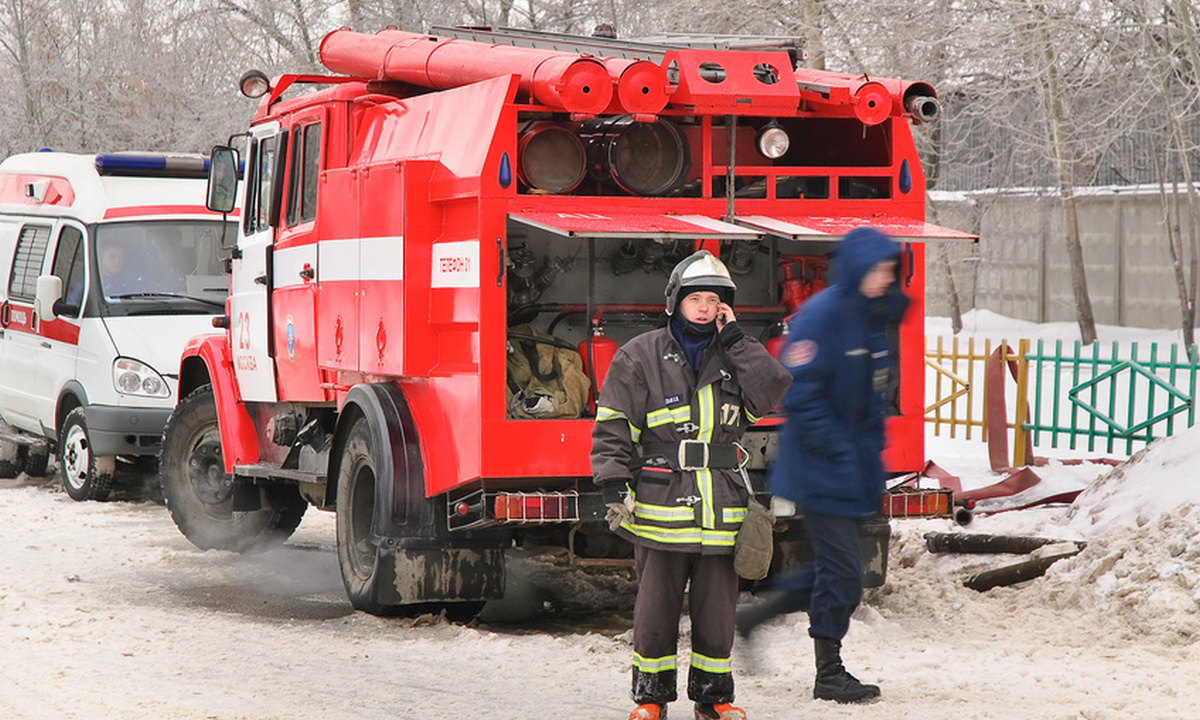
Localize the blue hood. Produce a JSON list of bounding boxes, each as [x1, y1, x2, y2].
[[829, 227, 902, 290]]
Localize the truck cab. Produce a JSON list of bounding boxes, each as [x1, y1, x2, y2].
[[0, 152, 232, 499]]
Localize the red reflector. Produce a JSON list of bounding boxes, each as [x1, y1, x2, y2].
[[455, 502, 470, 517]]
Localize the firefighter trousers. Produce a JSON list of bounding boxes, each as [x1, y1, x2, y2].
[[771, 511, 863, 641], [630, 545, 739, 705]]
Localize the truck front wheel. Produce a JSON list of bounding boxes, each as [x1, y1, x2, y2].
[[159, 385, 306, 553]]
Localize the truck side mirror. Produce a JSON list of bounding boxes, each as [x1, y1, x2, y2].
[[207, 146, 239, 216], [35, 275, 63, 321]]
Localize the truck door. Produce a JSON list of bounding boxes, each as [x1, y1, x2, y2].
[[230, 124, 283, 402], [0, 223, 53, 429]]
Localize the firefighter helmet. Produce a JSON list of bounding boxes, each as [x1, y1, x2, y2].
[[664, 250, 737, 315]]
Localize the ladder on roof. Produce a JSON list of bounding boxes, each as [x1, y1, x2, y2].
[[430, 26, 806, 64]]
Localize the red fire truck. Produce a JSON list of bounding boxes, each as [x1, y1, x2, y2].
[[159, 27, 973, 615]]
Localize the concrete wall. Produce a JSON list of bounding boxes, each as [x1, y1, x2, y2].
[[926, 187, 1197, 331]]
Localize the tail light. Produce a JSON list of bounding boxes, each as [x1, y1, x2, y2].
[[448, 489, 580, 530], [492, 492, 579, 522], [882, 488, 953, 518]]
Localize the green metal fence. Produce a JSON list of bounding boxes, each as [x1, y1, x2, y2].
[[926, 337, 1200, 462], [1024, 339, 1198, 455]]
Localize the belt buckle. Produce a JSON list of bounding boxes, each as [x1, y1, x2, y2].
[[678, 440, 708, 471]]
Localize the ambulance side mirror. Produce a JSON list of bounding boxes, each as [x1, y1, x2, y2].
[[35, 275, 63, 321], [207, 146, 239, 216]]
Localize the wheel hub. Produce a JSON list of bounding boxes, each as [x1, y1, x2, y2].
[[62, 425, 90, 489], [187, 434, 233, 506]]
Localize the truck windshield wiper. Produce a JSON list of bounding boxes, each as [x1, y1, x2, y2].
[[107, 292, 224, 308]]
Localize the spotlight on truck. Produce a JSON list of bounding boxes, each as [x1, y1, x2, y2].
[[238, 70, 271, 99]]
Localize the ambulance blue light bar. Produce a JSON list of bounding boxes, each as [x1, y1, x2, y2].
[[94, 153, 210, 179]]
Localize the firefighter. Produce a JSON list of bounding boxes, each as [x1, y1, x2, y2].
[[735, 227, 908, 704], [591, 250, 791, 720]]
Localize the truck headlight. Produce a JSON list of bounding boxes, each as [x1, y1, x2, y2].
[[113, 358, 171, 398]]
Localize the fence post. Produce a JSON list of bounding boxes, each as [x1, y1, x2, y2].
[[1013, 338, 1032, 467]]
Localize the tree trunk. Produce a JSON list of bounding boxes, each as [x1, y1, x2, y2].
[[1169, 0, 1200, 348], [1033, 1, 1096, 344]]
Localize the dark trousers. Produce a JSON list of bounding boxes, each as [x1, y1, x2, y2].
[[631, 545, 739, 705], [771, 512, 863, 640]]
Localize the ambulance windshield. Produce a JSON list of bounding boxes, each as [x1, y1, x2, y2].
[[94, 220, 228, 312]]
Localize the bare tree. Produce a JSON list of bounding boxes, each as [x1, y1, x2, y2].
[[1025, 1, 1096, 343], [1133, 0, 1200, 347]]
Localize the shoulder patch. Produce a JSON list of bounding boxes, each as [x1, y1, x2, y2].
[[784, 339, 817, 368]]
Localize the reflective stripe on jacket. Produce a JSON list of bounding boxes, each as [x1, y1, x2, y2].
[[591, 325, 791, 553]]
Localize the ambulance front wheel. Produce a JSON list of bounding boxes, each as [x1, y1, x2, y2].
[[59, 407, 115, 501], [159, 385, 306, 553]]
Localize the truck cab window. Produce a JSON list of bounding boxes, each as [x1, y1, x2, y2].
[[244, 136, 279, 235], [285, 122, 322, 227]]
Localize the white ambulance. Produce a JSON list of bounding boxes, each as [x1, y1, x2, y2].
[[0, 151, 232, 500]]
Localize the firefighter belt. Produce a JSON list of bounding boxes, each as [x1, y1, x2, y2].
[[641, 441, 744, 471]]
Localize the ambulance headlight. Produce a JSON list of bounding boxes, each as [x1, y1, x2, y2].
[[113, 358, 171, 398], [756, 121, 790, 159]]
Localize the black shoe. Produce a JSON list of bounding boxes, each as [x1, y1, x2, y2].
[[812, 638, 881, 704]]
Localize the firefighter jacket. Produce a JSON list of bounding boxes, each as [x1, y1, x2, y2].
[[768, 228, 910, 517], [591, 324, 791, 554]]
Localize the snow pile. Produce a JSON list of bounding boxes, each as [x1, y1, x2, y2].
[[1033, 426, 1200, 641]]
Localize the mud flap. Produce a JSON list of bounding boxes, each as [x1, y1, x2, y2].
[[377, 546, 506, 603], [769, 514, 891, 588]]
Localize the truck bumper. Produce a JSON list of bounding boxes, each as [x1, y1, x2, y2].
[[81, 405, 172, 457]]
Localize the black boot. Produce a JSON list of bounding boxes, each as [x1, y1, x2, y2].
[[735, 590, 791, 639], [812, 637, 881, 703]]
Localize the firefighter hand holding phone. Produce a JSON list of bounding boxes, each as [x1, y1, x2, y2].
[[590, 250, 791, 720]]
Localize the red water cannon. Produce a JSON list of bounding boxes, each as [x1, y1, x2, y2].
[[793, 67, 940, 126], [318, 28, 669, 117]]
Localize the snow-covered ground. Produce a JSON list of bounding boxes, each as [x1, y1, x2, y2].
[[1, 311, 1197, 719]]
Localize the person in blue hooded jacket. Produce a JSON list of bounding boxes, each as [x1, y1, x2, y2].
[[735, 226, 908, 704]]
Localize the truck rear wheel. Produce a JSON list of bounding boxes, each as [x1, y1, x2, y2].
[[59, 407, 115, 501], [335, 409, 494, 618], [336, 416, 387, 612], [159, 385, 306, 553]]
